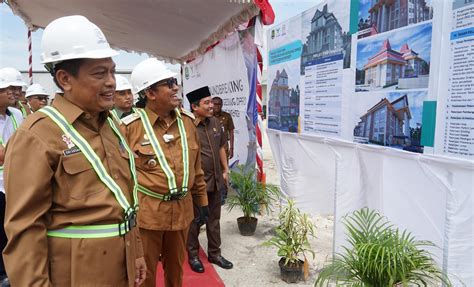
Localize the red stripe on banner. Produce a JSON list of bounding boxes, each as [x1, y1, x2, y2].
[[256, 126, 262, 146], [28, 30, 32, 85], [252, 0, 275, 25], [256, 156, 263, 172], [255, 44, 264, 182]]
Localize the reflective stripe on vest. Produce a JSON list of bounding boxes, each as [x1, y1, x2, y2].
[[110, 109, 121, 123], [137, 184, 187, 201], [39, 106, 138, 238], [0, 110, 19, 171], [136, 108, 189, 195], [18, 102, 28, 118], [46, 222, 131, 238]]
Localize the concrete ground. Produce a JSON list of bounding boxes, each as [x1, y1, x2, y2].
[[198, 126, 334, 286]]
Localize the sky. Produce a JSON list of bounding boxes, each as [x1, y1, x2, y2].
[[0, 1, 319, 72], [356, 21, 433, 70]]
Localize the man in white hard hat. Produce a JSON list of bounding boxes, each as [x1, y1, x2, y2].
[[122, 58, 208, 287], [3, 15, 146, 286], [0, 68, 31, 118], [25, 83, 49, 112], [111, 75, 135, 121], [0, 68, 24, 287]]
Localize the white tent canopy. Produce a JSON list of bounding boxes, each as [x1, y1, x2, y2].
[[5, 0, 263, 63]]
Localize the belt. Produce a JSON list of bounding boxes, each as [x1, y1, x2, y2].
[[137, 184, 188, 201], [47, 212, 137, 239]]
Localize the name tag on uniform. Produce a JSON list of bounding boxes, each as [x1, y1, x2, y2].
[[163, 134, 174, 143], [63, 146, 81, 156]]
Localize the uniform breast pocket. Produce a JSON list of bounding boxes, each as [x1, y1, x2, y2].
[[213, 130, 222, 141], [187, 140, 199, 168], [61, 153, 105, 200], [135, 144, 160, 172]]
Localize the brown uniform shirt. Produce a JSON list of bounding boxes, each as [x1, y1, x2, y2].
[[214, 111, 234, 156], [3, 95, 143, 287], [194, 116, 226, 193], [123, 107, 207, 231]]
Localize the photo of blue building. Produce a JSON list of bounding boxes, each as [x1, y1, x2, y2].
[[358, 0, 433, 39], [353, 92, 425, 153]]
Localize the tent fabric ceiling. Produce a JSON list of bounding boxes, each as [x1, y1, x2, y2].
[[7, 0, 261, 63]]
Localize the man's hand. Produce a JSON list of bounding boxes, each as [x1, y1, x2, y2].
[[135, 257, 147, 286], [222, 169, 229, 185], [194, 206, 209, 226]]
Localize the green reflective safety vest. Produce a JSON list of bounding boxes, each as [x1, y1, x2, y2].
[[135, 108, 189, 199], [0, 111, 19, 171], [39, 106, 138, 238], [18, 102, 28, 118]]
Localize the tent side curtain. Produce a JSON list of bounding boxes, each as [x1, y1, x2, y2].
[[5, 0, 268, 64]]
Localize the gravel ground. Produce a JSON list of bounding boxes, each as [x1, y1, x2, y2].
[[198, 126, 334, 287]]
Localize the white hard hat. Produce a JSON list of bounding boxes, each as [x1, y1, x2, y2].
[[115, 74, 132, 91], [131, 58, 177, 94], [25, 83, 49, 98], [0, 67, 26, 88], [41, 15, 119, 64]]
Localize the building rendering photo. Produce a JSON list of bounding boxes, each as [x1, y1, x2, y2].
[[300, 4, 351, 72], [354, 94, 423, 153], [363, 39, 429, 88], [355, 21, 432, 91], [268, 69, 300, 132], [358, 0, 433, 38]]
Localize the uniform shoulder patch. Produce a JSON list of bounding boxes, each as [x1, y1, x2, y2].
[[121, 112, 140, 125], [180, 108, 195, 120]]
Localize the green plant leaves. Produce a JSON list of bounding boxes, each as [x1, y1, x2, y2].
[[227, 165, 281, 218], [264, 199, 316, 266], [314, 208, 453, 287]]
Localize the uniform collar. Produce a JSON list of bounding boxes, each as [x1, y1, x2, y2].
[[52, 95, 109, 124], [144, 106, 181, 125], [192, 113, 209, 127]]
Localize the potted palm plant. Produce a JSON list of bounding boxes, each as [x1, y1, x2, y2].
[[263, 199, 316, 283], [227, 165, 280, 236], [315, 208, 454, 287]]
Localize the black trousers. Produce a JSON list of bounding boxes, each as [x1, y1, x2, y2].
[[187, 187, 222, 260], [0, 192, 7, 276]]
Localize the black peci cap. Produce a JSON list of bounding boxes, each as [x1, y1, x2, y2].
[[186, 86, 211, 104]]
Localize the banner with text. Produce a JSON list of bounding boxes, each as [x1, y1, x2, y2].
[[183, 33, 251, 168]]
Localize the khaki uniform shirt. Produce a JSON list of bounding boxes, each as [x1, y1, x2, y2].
[[214, 111, 234, 156], [123, 107, 207, 231], [194, 116, 226, 193], [3, 95, 143, 287]]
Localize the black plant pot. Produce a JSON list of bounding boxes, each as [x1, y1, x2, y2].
[[279, 258, 304, 283], [237, 216, 258, 236]]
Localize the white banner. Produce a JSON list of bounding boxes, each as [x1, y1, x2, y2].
[[183, 33, 251, 167]]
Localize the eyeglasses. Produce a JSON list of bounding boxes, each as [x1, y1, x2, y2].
[[155, 77, 178, 89], [31, 95, 49, 101]]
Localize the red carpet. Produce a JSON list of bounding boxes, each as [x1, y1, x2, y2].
[[155, 246, 225, 287]]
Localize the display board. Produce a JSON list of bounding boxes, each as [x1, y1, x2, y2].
[[266, 0, 474, 285]]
